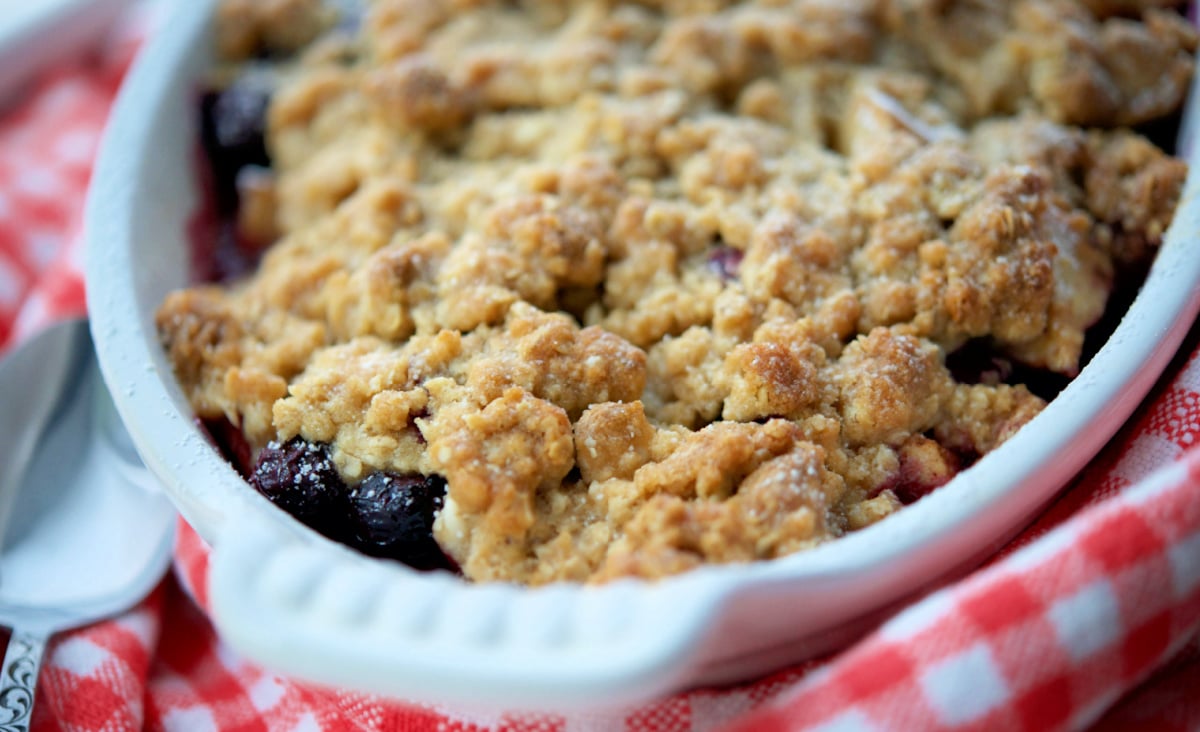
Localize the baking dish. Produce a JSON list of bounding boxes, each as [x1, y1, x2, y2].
[[85, 0, 1200, 712]]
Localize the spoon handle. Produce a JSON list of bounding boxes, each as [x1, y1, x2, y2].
[[0, 628, 47, 732]]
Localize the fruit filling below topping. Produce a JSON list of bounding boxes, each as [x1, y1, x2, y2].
[[246, 436, 456, 571], [159, 0, 1195, 584]]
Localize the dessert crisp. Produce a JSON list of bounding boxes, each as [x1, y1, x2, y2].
[[158, 0, 1194, 583]]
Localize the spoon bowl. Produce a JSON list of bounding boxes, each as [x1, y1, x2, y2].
[[0, 319, 175, 730]]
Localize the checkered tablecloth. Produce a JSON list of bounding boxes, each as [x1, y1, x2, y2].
[[2, 9, 1199, 732]]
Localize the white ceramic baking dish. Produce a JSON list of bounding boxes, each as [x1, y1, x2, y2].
[[85, 0, 1200, 712]]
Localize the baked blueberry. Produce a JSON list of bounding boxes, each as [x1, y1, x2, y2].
[[250, 438, 346, 535], [200, 70, 273, 214], [346, 472, 452, 571]]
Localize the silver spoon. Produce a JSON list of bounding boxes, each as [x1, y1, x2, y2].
[[0, 319, 175, 730]]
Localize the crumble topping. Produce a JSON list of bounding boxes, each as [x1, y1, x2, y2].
[[158, 0, 1193, 583]]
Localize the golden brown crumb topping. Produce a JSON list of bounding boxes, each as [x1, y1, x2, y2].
[[158, 0, 1193, 583]]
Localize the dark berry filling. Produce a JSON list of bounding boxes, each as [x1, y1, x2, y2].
[[250, 438, 347, 536], [872, 437, 976, 506], [892, 447, 957, 505], [221, 436, 455, 571], [707, 245, 744, 282], [185, 207, 261, 284], [946, 255, 1151, 402], [346, 472, 453, 570], [200, 417, 254, 477], [199, 71, 272, 215], [944, 344, 1013, 386], [945, 339, 1070, 401], [190, 68, 278, 284]]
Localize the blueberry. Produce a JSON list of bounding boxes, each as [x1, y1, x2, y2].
[[200, 71, 273, 214], [210, 83, 270, 154], [346, 472, 452, 570], [250, 438, 347, 534], [707, 245, 744, 282]]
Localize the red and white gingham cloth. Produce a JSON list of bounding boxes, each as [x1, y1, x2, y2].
[[3, 11, 1200, 732]]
